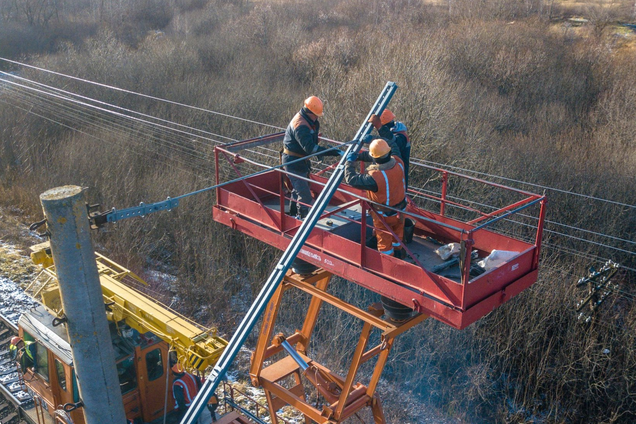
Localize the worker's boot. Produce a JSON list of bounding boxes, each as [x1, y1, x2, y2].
[[287, 201, 298, 217], [393, 249, 406, 260], [296, 207, 309, 221]]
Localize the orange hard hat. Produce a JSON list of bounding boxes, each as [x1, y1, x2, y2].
[[380, 109, 395, 126], [369, 139, 391, 158], [172, 363, 185, 374], [11, 336, 21, 345], [303, 96, 324, 117]]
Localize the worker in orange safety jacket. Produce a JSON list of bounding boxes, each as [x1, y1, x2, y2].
[[368, 109, 411, 188], [172, 363, 212, 424], [282, 95, 343, 219], [344, 138, 407, 259]]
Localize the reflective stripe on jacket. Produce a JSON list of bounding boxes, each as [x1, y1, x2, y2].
[[173, 372, 201, 407], [367, 157, 406, 214]]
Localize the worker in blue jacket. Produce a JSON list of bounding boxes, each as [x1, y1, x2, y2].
[[282, 96, 343, 219], [368, 109, 411, 188]]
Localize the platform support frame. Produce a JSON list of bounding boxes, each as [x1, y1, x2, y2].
[[249, 269, 428, 423]]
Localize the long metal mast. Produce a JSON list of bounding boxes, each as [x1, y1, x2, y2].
[[181, 82, 398, 424]]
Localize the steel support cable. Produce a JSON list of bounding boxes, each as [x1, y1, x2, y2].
[[1, 84, 213, 165], [0, 98, 212, 181], [542, 242, 636, 273], [2, 83, 209, 163], [1, 71, 293, 165], [0, 57, 285, 131], [2, 89, 214, 176], [1, 70, 238, 145], [0, 57, 346, 160], [432, 188, 636, 247], [541, 239, 636, 272], [3, 88, 224, 177], [5, 58, 632, 211], [410, 158, 635, 210], [3, 83, 290, 183], [3, 83, 230, 167], [1, 79, 223, 161]]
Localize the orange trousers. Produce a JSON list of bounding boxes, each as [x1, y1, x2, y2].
[[372, 213, 405, 255]]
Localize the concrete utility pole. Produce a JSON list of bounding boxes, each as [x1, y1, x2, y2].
[[40, 186, 127, 424]]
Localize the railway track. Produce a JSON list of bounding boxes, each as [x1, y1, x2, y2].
[[0, 274, 39, 424]]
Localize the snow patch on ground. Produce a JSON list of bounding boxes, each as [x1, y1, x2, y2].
[[0, 242, 39, 326]]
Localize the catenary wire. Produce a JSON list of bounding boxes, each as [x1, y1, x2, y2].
[[0, 70, 315, 168], [0, 97, 213, 181], [408, 184, 636, 256], [411, 158, 635, 210], [4, 56, 633, 212], [1, 87, 214, 175], [3, 59, 634, 268], [1, 70, 238, 144], [0, 57, 286, 130]]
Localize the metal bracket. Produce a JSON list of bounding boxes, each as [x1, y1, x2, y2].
[[62, 401, 84, 412], [52, 314, 68, 327], [28, 218, 50, 238], [87, 197, 180, 229], [575, 260, 620, 323]]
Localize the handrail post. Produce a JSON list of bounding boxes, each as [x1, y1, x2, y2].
[[215, 147, 220, 201], [460, 234, 474, 292], [279, 169, 285, 232], [360, 201, 367, 268], [440, 171, 448, 216], [534, 197, 547, 269]]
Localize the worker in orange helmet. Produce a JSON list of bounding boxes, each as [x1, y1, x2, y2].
[[282, 95, 343, 219], [344, 138, 407, 259], [171, 363, 212, 423], [368, 109, 411, 188]]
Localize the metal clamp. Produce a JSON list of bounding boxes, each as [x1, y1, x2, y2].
[[52, 314, 68, 327], [62, 401, 84, 412], [29, 218, 50, 238]]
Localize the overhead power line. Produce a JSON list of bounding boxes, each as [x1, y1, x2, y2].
[[1, 58, 633, 272], [412, 158, 635, 210], [0, 57, 285, 131]]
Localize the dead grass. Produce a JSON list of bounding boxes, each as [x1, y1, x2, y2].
[[1, 0, 636, 422]]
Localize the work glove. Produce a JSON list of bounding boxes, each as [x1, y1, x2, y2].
[[346, 152, 359, 162], [368, 114, 382, 130], [361, 134, 374, 145]]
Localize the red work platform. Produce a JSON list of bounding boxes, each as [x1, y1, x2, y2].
[[212, 133, 547, 329]]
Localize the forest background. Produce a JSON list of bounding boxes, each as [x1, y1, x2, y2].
[[1, 0, 636, 422]]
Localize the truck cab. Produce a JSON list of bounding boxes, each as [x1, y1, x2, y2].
[[18, 305, 177, 424]]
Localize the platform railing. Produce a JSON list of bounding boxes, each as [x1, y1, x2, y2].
[[214, 141, 546, 311]]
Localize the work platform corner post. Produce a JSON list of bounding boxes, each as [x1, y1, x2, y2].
[[39, 185, 127, 424]]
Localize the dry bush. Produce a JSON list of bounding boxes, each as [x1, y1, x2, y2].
[[1, 0, 636, 422]]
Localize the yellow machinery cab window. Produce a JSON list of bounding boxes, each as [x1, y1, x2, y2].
[[117, 356, 137, 394], [55, 359, 67, 391], [145, 348, 163, 382], [35, 342, 49, 382], [23, 330, 49, 382]]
